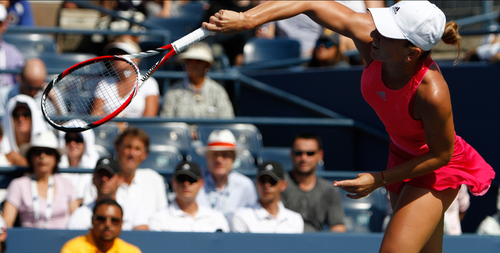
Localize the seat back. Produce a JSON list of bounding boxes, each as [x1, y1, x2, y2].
[[141, 145, 183, 173], [196, 124, 263, 158], [3, 33, 58, 59], [178, 2, 206, 22], [39, 52, 97, 71], [243, 38, 301, 65], [127, 122, 192, 155], [340, 187, 389, 233], [142, 16, 200, 42], [94, 122, 121, 157]]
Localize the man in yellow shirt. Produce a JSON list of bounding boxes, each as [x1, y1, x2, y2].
[[60, 198, 141, 253]]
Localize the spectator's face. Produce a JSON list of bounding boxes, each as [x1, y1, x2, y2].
[[91, 204, 123, 242], [291, 138, 323, 175], [172, 175, 203, 202], [314, 40, 338, 62], [30, 147, 58, 175], [116, 135, 148, 174], [185, 59, 210, 78], [93, 170, 122, 197], [20, 75, 45, 98], [12, 106, 31, 135], [206, 150, 235, 179], [65, 133, 85, 160], [256, 175, 286, 204]]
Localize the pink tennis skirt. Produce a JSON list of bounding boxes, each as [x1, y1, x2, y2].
[[385, 135, 495, 196]]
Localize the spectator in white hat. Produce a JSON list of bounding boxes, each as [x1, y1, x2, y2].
[[160, 42, 234, 119], [2, 130, 79, 229], [196, 129, 257, 215], [203, 1, 495, 252]]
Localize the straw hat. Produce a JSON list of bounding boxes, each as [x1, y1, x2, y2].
[[177, 42, 214, 64]]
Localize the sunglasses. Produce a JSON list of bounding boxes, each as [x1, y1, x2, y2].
[[65, 135, 84, 144], [258, 176, 278, 186], [12, 112, 31, 118], [21, 82, 43, 92], [293, 150, 318, 157], [93, 215, 122, 225], [316, 40, 335, 49], [32, 148, 57, 157], [175, 175, 198, 184]]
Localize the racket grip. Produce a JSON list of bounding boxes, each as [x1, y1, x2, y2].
[[172, 27, 214, 53]]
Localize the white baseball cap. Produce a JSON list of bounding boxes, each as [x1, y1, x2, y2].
[[369, 1, 446, 51], [196, 129, 240, 155], [20, 130, 65, 157]]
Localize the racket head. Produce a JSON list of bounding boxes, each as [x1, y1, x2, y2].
[[42, 55, 140, 132]]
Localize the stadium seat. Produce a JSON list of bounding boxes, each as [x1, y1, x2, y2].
[[196, 123, 263, 158], [93, 122, 121, 157], [126, 122, 192, 156], [3, 33, 58, 59], [178, 2, 206, 22], [142, 16, 201, 43], [39, 52, 97, 71], [340, 187, 389, 233], [140, 145, 183, 173], [242, 38, 301, 66], [257, 147, 324, 171]]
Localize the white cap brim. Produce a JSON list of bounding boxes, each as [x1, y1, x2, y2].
[[369, 7, 406, 40]]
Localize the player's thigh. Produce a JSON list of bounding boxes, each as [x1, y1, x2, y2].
[[380, 185, 458, 253]]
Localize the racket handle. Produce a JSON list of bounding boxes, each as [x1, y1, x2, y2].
[[172, 27, 213, 53]]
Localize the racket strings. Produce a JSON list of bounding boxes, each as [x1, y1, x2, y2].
[[43, 58, 139, 128]]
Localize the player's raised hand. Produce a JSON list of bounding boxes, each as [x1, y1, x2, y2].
[[202, 10, 249, 34]]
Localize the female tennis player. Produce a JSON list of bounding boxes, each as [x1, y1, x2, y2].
[[203, 1, 495, 252]]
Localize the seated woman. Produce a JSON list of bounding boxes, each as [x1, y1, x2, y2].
[[58, 120, 100, 204], [0, 94, 48, 166], [1, 130, 79, 229]]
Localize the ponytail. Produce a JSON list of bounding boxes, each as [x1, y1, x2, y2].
[[442, 21, 462, 64]]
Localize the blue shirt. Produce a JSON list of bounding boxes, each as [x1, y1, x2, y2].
[[196, 169, 257, 216]]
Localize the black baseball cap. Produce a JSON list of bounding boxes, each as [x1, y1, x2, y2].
[[94, 157, 120, 176], [173, 161, 202, 181], [257, 161, 284, 181]]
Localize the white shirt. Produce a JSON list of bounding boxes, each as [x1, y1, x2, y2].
[[196, 169, 257, 216], [444, 185, 470, 235], [82, 168, 168, 220], [149, 201, 229, 232], [477, 213, 500, 236], [67, 199, 149, 231], [228, 201, 304, 233]]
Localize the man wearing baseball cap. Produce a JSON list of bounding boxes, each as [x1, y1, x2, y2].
[[160, 42, 234, 119], [149, 161, 229, 232], [195, 129, 257, 215], [228, 161, 304, 233], [67, 157, 149, 231]]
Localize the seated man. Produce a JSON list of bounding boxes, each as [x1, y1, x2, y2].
[[229, 161, 304, 233], [149, 161, 229, 232], [60, 198, 142, 253], [282, 133, 346, 232], [67, 157, 148, 230], [196, 129, 257, 215]]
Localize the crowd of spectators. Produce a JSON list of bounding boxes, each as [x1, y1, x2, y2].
[[0, 1, 498, 252]]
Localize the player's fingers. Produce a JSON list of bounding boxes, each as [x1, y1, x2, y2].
[[202, 21, 220, 32]]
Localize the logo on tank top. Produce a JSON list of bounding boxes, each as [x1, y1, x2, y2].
[[377, 91, 386, 101], [393, 7, 400, 15]]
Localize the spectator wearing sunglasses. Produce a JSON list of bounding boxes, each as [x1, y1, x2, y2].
[[149, 161, 229, 232], [0, 58, 47, 117], [2, 130, 79, 228], [58, 120, 101, 203], [228, 161, 303, 233], [67, 157, 148, 231], [308, 30, 349, 69], [281, 133, 346, 233], [0, 94, 47, 166], [61, 198, 142, 253]]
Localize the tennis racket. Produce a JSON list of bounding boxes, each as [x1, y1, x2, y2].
[[41, 27, 213, 132]]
